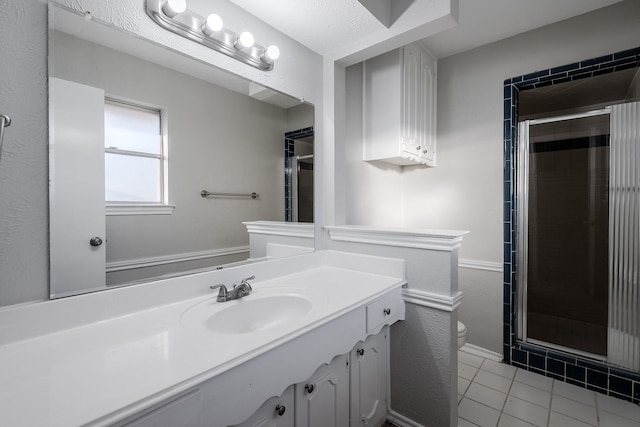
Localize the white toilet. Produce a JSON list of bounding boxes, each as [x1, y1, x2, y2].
[[457, 321, 467, 349]]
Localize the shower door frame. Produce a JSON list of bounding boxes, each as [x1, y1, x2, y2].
[[516, 108, 611, 361]]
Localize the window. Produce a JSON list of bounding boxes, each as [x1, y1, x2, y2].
[[104, 99, 171, 214]]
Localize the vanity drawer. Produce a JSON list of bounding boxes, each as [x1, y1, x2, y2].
[[366, 290, 405, 333]]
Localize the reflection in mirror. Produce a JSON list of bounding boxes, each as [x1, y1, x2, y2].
[[48, 4, 314, 298]]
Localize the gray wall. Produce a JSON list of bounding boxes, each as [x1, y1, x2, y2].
[[0, 0, 49, 306], [346, 1, 640, 354]]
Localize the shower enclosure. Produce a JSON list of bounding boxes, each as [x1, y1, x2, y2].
[[284, 127, 314, 223], [518, 102, 640, 371]]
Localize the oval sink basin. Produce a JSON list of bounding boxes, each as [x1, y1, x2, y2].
[[205, 294, 314, 334]]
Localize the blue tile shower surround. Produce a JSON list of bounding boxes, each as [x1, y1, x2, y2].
[[503, 46, 640, 404], [284, 127, 314, 222]]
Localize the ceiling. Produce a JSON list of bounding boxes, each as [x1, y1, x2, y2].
[[227, 0, 624, 59]]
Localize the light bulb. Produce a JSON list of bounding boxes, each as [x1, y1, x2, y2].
[[162, 0, 186, 18], [202, 14, 223, 35], [264, 45, 280, 62], [236, 32, 254, 49]]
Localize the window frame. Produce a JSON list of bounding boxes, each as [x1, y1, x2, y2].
[[103, 97, 173, 216]]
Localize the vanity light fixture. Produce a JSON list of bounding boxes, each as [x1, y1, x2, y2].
[[264, 45, 280, 63], [235, 31, 255, 49], [203, 14, 223, 35], [146, 0, 279, 71], [162, 0, 186, 18]]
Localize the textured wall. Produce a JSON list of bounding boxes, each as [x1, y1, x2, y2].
[[0, 0, 49, 306]]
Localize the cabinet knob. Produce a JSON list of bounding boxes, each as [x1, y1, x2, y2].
[[356, 348, 365, 356], [305, 383, 315, 394], [89, 237, 103, 247], [383, 308, 391, 316], [275, 404, 286, 416]]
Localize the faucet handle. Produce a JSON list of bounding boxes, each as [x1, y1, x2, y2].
[[240, 275, 255, 284], [210, 284, 228, 301], [240, 275, 254, 290]]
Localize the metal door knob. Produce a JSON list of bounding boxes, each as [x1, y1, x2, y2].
[[357, 348, 365, 356], [275, 405, 286, 416], [305, 384, 315, 394], [89, 237, 103, 247]]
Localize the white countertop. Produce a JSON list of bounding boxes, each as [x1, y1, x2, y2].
[[0, 251, 405, 427]]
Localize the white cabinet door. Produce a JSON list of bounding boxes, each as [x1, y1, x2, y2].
[[231, 386, 294, 427], [419, 49, 436, 165], [295, 354, 350, 427], [402, 43, 422, 158], [350, 329, 389, 427], [364, 43, 436, 166], [49, 77, 107, 297]]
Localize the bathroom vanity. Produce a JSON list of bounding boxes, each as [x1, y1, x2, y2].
[[0, 251, 405, 427]]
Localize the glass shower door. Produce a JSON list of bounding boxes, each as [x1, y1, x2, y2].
[[519, 111, 611, 357]]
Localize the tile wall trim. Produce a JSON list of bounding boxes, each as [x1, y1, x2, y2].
[[503, 45, 640, 404]]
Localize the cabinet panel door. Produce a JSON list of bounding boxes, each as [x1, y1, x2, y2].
[[295, 354, 349, 427], [350, 329, 389, 426], [420, 50, 436, 164], [402, 44, 422, 156], [231, 386, 294, 427]]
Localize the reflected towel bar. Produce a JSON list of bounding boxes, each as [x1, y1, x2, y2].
[[201, 190, 260, 199]]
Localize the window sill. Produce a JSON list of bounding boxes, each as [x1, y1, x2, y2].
[[106, 204, 175, 216]]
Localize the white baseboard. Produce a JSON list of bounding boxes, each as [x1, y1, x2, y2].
[[106, 246, 249, 272], [386, 409, 425, 427], [460, 343, 503, 362]]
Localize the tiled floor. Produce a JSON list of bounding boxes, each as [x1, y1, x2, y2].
[[458, 350, 640, 427]]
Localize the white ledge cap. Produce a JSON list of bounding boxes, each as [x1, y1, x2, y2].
[[243, 221, 314, 238], [325, 225, 469, 251]]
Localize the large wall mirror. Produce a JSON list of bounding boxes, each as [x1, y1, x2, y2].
[[48, 4, 314, 298]]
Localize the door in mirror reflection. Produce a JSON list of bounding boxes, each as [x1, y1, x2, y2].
[[49, 77, 107, 297]]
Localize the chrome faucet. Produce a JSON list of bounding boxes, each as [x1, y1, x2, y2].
[[210, 275, 254, 302]]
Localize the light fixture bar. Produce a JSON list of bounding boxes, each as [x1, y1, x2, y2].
[[146, 0, 276, 71]]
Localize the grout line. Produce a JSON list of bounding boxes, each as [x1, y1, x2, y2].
[[495, 365, 517, 426], [546, 379, 555, 427]]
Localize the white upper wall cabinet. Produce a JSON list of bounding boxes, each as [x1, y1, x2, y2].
[[363, 43, 436, 166]]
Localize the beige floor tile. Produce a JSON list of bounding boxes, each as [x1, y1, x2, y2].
[[550, 395, 597, 426], [467, 382, 508, 411], [459, 397, 501, 427], [551, 380, 595, 407], [482, 359, 518, 379], [475, 370, 514, 394], [503, 396, 549, 427], [509, 381, 551, 408], [497, 413, 537, 427]]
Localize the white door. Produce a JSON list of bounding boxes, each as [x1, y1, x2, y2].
[[295, 354, 349, 427], [49, 77, 106, 297], [350, 329, 389, 426]]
